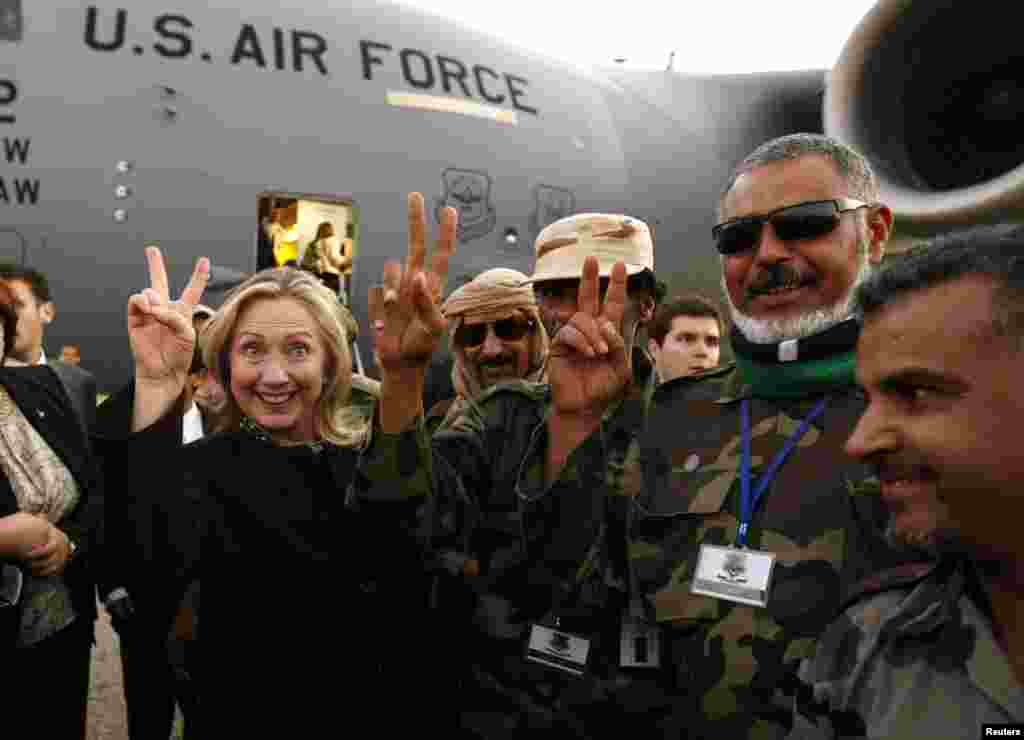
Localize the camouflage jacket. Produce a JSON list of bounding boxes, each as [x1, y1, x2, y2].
[[351, 360, 660, 738], [351, 358, 897, 738], [424, 348, 658, 438], [789, 556, 1024, 739], [625, 364, 901, 739]]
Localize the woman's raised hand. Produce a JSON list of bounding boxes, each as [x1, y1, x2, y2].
[[127, 246, 210, 395], [369, 193, 457, 375]]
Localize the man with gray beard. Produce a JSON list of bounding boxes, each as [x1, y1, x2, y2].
[[789, 228, 1024, 738], [623, 133, 910, 738]]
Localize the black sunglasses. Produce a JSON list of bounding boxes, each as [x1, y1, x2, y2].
[[712, 199, 870, 256], [454, 318, 535, 348]]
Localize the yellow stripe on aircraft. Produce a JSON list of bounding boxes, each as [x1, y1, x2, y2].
[[385, 91, 518, 125]]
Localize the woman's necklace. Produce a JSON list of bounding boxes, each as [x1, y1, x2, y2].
[[240, 416, 324, 454]]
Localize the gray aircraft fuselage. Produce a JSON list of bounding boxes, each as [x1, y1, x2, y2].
[[2, 1, 1016, 389]]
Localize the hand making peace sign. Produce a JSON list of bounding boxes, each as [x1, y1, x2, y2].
[[547, 256, 632, 415], [127, 246, 210, 394], [369, 193, 457, 375]]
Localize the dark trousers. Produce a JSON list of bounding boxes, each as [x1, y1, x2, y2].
[[179, 640, 198, 738], [8, 618, 94, 739], [118, 618, 178, 740]]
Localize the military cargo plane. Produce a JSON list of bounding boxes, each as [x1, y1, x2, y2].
[[1, 0, 1022, 388]]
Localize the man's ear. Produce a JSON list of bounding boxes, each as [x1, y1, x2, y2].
[[647, 337, 661, 364], [865, 205, 894, 265], [39, 301, 55, 326], [638, 295, 655, 324]]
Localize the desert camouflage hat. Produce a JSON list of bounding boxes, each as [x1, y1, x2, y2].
[[528, 213, 654, 284]]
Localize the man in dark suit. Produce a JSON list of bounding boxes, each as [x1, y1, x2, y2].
[[0, 265, 98, 432]]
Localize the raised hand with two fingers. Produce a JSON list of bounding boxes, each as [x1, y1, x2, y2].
[[128, 246, 210, 387], [547, 257, 632, 416], [367, 193, 457, 432], [127, 246, 210, 430], [368, 193, 457, 375]]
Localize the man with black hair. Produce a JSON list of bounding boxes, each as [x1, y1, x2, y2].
[[0, 264, 97, 432], [647, 294, 723, 383], [789, 226, 1024, 738]]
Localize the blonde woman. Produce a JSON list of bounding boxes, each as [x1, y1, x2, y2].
[[96, 249, 420, 737]]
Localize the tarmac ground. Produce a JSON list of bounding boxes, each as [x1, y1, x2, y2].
[[87, 603, 184, 740]]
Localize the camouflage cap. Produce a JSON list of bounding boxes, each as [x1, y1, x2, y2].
[[527, 213, 654, 284]]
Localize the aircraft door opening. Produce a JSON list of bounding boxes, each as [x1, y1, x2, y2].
[[256, 193, 358, 301], [255, 193, 362, 372]]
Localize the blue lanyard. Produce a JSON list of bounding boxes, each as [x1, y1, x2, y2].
[[737, 398, 828, 548]]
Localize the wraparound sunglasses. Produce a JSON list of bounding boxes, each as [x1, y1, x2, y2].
[[454, 318, 536, 348], [712, 198, 870, 256]]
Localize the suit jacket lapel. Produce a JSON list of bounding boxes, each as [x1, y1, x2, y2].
[[49, 361, 90, 439]]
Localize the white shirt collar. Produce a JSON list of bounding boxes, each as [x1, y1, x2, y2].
[[183, 402, 205, 445], [36, 347, 47, 366]]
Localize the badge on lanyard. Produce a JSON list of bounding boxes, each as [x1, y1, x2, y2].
[[691, 398, 827, 609], [620, 615, 660, 668], [526, 621, 591, 677], [691, 544, 776, 608]]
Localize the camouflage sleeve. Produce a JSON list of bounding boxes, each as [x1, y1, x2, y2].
[[355, 418, 435, 503], [349, 398, 494, 563], [350, 385, 555, 582]]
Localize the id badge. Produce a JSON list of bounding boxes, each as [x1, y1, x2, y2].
[[620, 616, 660, 669], [526, 623, 591, 677], [690, 544, 776, 608]]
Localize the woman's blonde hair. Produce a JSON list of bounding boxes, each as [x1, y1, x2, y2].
[[201, 267, 367, 447]]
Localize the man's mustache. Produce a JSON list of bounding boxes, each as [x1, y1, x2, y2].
[[746, 263, 814, 298]]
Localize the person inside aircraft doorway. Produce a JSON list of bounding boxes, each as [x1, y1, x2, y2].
[[268, 204, 300, 268], [302, 221, 352, 301]]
